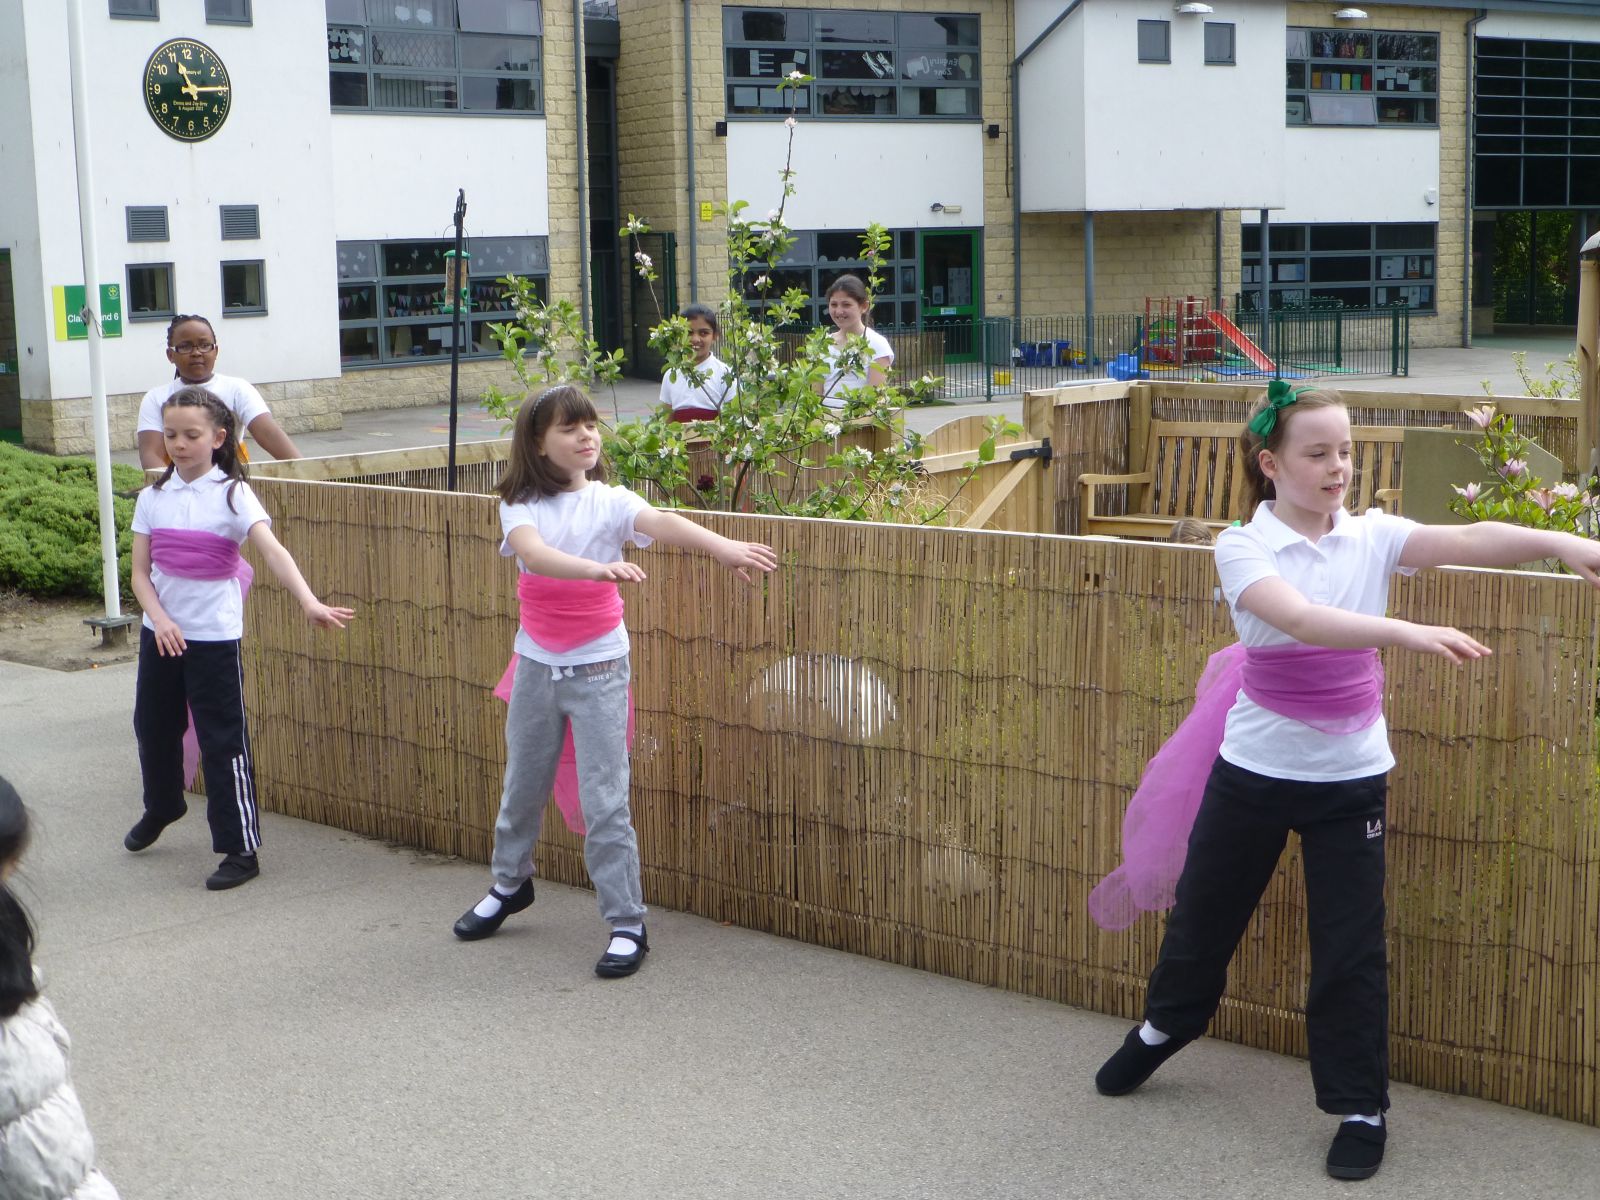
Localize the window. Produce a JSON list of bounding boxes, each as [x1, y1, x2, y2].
[[1137, 20, 1169, 65], [336, 235, 548, 364], [220, 205, 261, 240], [742, 228, 921, 328], [126, 264, 175, 321], [1241, 222, 1435, 311], [109, 0, 157, 16], [1286, 27, 1438, 127], [1204, 22, 1235, 66], [723, 8, 980, 120], [126, 207, 169, 243], [1476, 38, 1600, 209], [328, 0, 544, 114], [221, 261, 267, 315], [206, 0, 251, 23]]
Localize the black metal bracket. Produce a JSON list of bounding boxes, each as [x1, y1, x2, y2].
[[1009, 437, 1052, 466]]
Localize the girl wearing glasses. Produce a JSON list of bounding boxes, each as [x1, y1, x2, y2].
[[135, 314, 301, 469]]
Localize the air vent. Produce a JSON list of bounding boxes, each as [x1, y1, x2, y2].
[[220, 205, 260, 240], [126, 206, 169, 242]]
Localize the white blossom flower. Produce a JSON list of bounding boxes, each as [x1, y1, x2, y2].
[[823, 422, 842, 438], [724, 453, 734, 464], [633, 251, 653, 270], [788, 69, 805, 81], [1554, 482, 1581, 500], [754, 274, 770, 289], [784, 116, 797, 129]]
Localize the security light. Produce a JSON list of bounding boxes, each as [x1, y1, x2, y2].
[[1333, 7, 1369, 18], [1175, 3, 1214, 13]]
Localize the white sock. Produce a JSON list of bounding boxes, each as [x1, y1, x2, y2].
[[607, 924, 644, 956], [1342, 1113, 1383, 1126], [1138, 1021, 1171, 1046], [471, 886, 518, 919]]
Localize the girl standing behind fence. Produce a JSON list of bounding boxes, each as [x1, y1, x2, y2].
[[820, 274, 893, 410], [1089, 381, 1600, 1182], [453, 385, 776, 977], [660, 304, 735, 422], [127, 388, 353, 891]]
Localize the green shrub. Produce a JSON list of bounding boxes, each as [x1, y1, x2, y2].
[[0, 444, 145, 599]]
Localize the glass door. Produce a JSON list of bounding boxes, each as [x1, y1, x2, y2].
[[918, 230, 979, 363]]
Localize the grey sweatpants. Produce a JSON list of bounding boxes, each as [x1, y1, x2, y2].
[[489, 653, 646, 927]]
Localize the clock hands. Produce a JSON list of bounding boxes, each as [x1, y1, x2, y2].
[[174, 60, 229, 102]]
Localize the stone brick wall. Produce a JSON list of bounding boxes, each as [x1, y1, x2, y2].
[[545, 0, 586, 306]]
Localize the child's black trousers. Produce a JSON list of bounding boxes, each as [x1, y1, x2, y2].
[[1144, 756, 1389, 1115], [132, 628, 261, 855]]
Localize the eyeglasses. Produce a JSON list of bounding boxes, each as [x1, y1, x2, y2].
[[172, 342, 217, 355]]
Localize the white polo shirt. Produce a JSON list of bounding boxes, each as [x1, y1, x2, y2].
[[132, 468, 270, 642], [1214, 503, 1418, 782], [136, 374, 271, 438], [499, 482, 654, 667], [821, 328, 894, 410], [659, 355, 735, 413]]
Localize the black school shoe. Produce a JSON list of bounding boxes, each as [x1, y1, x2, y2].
[[452, 879, 535, 941], [594, 927, 648, 978], [1326, 1117, 1386, 1181], [206, 853, 259, 891], [1094, 1024, 1192, 1096], [124, 803, 187, 852]]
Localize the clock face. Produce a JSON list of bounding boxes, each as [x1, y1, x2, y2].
[[143, 38, 231, 143]]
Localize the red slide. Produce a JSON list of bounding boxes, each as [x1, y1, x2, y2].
[[1205, 310, 1276, 372]]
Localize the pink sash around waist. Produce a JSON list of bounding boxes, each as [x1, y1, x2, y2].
[[1087, 643, 1383, 932], [492, 573, 633, 837]]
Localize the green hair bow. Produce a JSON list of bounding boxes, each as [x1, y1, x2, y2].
[[1247, 379, 1313, 439]]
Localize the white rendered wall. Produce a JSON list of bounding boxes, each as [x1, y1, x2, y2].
[[329, 116, 551, 240], [17, 0, 341, 401], [724, 122, 984, 229], [1017, 0, 1087, 211], [1278, 127, 1441, 225], [0, 0, 48, 400]]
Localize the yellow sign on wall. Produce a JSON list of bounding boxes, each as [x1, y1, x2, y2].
[[700, 202, 714, 222]]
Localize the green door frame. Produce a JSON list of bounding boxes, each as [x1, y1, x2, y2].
[[917, 229, 981, 363]]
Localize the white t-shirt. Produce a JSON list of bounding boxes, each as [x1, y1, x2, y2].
[[660, 355, 735, 413], [821, 328, 894, 410], [136, 373, 271, 439], [1214, 503, 1418, 782], [499, 482, 655, 666], [132, 467, 271, 642]]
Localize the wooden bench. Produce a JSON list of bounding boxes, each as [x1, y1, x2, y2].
[[1078, 420, 1404, 540]]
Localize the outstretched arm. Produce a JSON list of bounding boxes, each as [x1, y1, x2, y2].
[[633, 508, 778, 583], [245, 521, 354, 628], [505, 524, 646, 583], [1400, 522, 1600, 585], [1237, 576, 1491, 664]]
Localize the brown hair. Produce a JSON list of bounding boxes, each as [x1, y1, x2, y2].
[[496, 384, 607, 503], [1237, 385, 1348, 512], [824, 273, 874, 328], [152, 386, 248, 511], [1169, 518, 1216, 546]]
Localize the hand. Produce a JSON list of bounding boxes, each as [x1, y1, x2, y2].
[[714, 539, 779, 584], [1399, 622, 1491, 664], [592, 561, 647, 584], [303, 601, 355, 630], [153, 616, 186, 657], [1558, 537, 1600, 587]]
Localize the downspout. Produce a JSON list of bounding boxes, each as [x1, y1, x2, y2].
[[1463, 9, 1486, 347], [1011, 1, 1085, 328], [684, 0, 699, 298], [574, 0, 591, 333]]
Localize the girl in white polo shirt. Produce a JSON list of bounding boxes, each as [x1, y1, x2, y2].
[[659, 304, 735, 421], [820, 274, 893, 411], [127, 387, 352, 891], [1090, 381, 1600, 1183]]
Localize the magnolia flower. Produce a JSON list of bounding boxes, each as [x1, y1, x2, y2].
[[1499, 458, 1528, 479], [1465, 404, 1497, 429], [1451, 482, 1482, 503], [1554, 482, 1581, 500], [1531, 487, 1558, 513], [823, 421, 842, 438], [784, 116, 797, 129]]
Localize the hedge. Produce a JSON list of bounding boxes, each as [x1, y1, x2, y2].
[[0, 443, 144, 599]]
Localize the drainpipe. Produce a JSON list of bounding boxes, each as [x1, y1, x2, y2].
[[684, 0, 698, 297], [1462, 9, 1486, 347], [1214, 209, 1223, 309], [1084, 211, 1095, 369], [573, 0, 590, 332], [1011, 1, 1085, 328]]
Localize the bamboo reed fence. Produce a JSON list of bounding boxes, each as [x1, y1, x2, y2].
[[241, 475, 1600, 1126]]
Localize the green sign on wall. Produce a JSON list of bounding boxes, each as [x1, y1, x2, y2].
[[52, 284, 123, 341]]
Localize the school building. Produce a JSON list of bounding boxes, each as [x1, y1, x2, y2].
[[1, 0, 1599, 453]]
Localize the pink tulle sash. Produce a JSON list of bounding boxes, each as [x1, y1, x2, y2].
[[492, 573, 633, 836], [149, 529, 254, 790], [1087, 644, 1383, 931]]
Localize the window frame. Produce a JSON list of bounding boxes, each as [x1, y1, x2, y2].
[[1137, 20, 1170, 65], [328, 1, 544, 117], [205, 0, 252, 25], [109, 0, 158, 18], [742, 227, 924, 329], [125, 262, 176, 323], [336, 235, 550, 367], [1241, 222, 1437, 313], [1204, 22, 1235, 67], [723, 7, 981, 122], [221, 259, 268, 317], [1286, 26, 1439, 129], [1475, 37, 1600, 209]]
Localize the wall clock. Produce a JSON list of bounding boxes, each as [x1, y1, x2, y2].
[[143, 38, 231, 142]]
